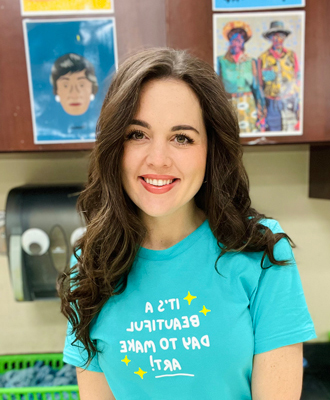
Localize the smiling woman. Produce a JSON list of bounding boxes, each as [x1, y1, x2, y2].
[[121, 78, 207, 228], [57, 48, 316, 400]]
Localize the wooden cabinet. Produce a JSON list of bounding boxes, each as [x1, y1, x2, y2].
[[0, 0, 329, 151], [309, 145, 330, 200]]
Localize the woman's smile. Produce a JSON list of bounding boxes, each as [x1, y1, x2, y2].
[[139, 175, 180, 194]]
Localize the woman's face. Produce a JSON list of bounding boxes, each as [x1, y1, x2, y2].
[[56, 69, 93, 115], [121, 78, 208, 221]]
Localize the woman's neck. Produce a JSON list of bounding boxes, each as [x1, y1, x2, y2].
[[141, 205, 206, 250]]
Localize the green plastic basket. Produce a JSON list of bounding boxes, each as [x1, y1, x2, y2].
[[0, 353, 79, 400]]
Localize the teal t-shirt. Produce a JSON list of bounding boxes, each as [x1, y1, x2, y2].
[[63, 219, 317, 399]]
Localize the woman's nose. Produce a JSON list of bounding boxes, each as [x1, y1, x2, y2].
[[145, 140, 172, 168]]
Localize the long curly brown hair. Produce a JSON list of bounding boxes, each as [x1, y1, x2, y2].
[[57, 47, 294, 366]]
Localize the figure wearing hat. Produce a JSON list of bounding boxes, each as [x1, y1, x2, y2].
[[258, 21, 300, 132], [217, 21, 265, 134]]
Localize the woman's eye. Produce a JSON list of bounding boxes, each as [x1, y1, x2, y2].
[[175, 134, 194, 145], [126, 130, 145, 140]]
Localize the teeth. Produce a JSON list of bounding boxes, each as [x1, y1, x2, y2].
[[144, 178, 174, 186]]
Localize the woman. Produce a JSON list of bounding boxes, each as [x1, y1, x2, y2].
[[58, 48, 316, 399]]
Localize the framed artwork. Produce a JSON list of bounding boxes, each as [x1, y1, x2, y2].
[[213, 11, 305, 137], [213, 0, 305, 12], [23, 18, 117, 144], [21, 0, 114, 16]]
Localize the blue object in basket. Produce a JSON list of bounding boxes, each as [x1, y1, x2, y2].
[[0, 361, 77, 389]]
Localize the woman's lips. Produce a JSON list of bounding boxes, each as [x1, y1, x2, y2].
[[139, 177, 179, 194], [69, 103, 82, 106]]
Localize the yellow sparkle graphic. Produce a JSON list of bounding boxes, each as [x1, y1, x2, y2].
[[76, 34, 81, 41], [121, 355, 131, 366], [134, 367, 147, 379], [199, 305, 211, 316], [184, 291, 197, 305]]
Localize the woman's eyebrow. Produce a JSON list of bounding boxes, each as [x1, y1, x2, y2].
[[171, 125, 199, 134], [130, 119, 199, 134], [130, 119, 151, 129]]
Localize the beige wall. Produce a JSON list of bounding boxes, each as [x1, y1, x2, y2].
[[244, 145, 330, 343], [0, 145, 328, 355]]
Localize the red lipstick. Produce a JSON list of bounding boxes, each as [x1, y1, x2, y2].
[[139, 176, 179, 194]]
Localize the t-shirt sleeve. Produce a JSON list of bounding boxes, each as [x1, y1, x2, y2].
[[63, 320, 102, 372], [62, 252, 103, 372], [249, 221, 317, 354]]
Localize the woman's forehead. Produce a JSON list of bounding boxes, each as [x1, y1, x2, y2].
[[136, 79, 203, 119]]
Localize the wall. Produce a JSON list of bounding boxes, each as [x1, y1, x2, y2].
[[244, 145, 330, 342], [0, 145, 328, 355]]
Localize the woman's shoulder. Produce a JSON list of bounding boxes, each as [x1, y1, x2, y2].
[[257, 218, 284, 234], [221, 217, 293, 266], [257, 218, 294, 263]]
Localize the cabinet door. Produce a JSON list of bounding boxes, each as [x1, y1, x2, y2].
[[0, 0, 166, 152]]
